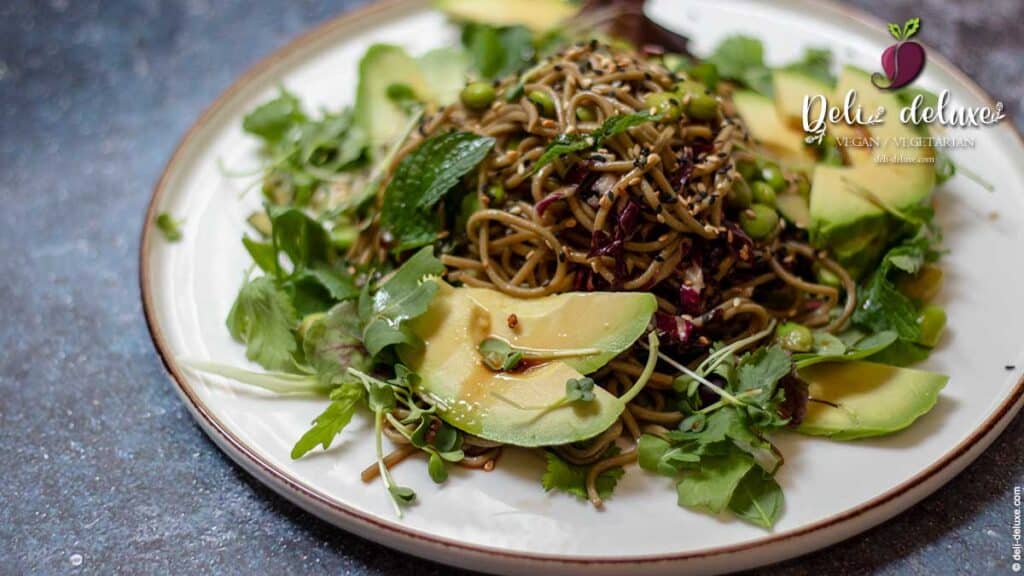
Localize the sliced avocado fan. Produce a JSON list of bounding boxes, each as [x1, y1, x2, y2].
[[401, 282, 657, 447]]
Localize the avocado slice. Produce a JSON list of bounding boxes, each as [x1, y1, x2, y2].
[[418, 47, 471, 107], [434, 0, 577, 32], [775, 192, 810, 229], [732, 91, 817, 168], [808, 67, 936, 248], [772, 69, 832, 129], [355, 45, 432, 149], [797, 360, 947, 440], [401, 282, 657, 447]]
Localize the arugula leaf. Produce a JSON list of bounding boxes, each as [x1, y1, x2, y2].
[[533, 111, 657, 171], [541, 451, 625, 501], [676, 448, 754, 514], [729, 467, 784, 529], [243, 89, 306, 142], [380, 132, 495, 252], [358, 247, 445, 356], [226, 275, 298, 371], [290, 381, 366, 459], [302, 301, 371, 384], [155, 212, 184, 242]]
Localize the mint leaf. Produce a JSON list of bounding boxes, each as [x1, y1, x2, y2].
[[380, 131, 495, 252], [226, 276, 298, 371], [290, 381, 366, 459], [676, 448, 754, 514], [534, 111, 657, 171], [358, 247, 444, 356], [729, 468, 784, 528], [541, 451, 625, 501]]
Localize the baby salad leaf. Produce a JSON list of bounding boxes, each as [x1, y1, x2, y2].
[[243, 89, 307, 142], [358, 247, 445, 356], [461, 23, 536, 80], [290, 381, 366, 459], [780, 48, 834, 86], [706, 36, 772, 95], [533, 111, 657, 171], [728, 467, 784, 529], [380, 131, 495, 252], [226, 275, 299, 371], [302, 301, 372, 384], [541, 451, 625, 501], [793, 330, 898, 369], [676, 447, 755, 514], [734, 345, 791, 406]]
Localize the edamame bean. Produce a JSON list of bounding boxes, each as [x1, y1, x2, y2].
[[575, 106, 597, 122], [460, 82, 496, 110], [740, 204, 779, 239], [917, 305, 946, 347], [687, 94, 719, 121], [760, 162, 786, 192], [776, 322, 813, 352], [528, 90, 556, 117], [727, 178, 752, 209], [751, 181, 777, 206], [643, 92, 682, 120]]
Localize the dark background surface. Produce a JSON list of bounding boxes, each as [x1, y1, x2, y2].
[[1, 0, 1022, 574]]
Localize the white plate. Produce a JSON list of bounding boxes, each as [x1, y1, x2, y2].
[[141, 0, 1024, 573]]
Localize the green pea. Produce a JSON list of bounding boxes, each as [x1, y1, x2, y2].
[[528, 90, 556, 117], [776, 322, 813, 352], [643, 92, 681, 120], [460, 82, 496, 111], [760, 161, 786, 192], [687, 93, 719, 121], [487, 184, 506, 204], [575, 106, 597, 122], [916, 305, 946, 348], [727, 178, 752, 209], [739, 204, 779, 239], [751, 181, 777, 206], [736, 159, 759, 182], [674, 80, 707, 97]]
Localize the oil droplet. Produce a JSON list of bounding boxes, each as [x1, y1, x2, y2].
[[69, 554, 83, 567]]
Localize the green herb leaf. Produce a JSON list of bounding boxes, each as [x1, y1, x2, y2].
[[268, 206, 332, 274], [534, 111, 656, 171], [358, 247, 445, 356], [541, 450, 625, 501], [565, 377, 596, 403], [461, 24, 535, 80], [707, 36, 772, 95], [793, 330, 897, 369], [184, 360, 328, 394], [226, 276, 298, 371], [478, 337, 523, 371], [155, 212, 184, 242], [676, 448, 754, 514], [302, 301, 372, 384], [243, 237, 276, 273], [290, 381, 366, 459], [388, 485, 417, 504], [380, 132, 495, 252], [728, 467, 784, 528], [781, 48, 834, 86], [428, 452, 448, 483], [243, 89, 306, 143], [735, 345, 792, 406]]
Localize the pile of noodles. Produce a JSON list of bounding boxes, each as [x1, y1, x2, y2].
[[346, 41, 856, 506]]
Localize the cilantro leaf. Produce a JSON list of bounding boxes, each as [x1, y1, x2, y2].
[[541, 451, 625, 501], [735, 345, 792, 406], [302, 301, 371, 384], [780, 48, 834, 86], [290, 381, 366, 459], [706, 36, 772, 95], [380, 132, 495, 252], [226, 276, 298, 371], [534, 111, 657, 171], [155, 212, 184, 242], [358, 247, 445, 356], [676, 447, 754, 514], [728, 467, 784, 528]]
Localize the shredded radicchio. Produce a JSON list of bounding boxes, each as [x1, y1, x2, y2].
[[535, 191, 566, 217], [589, 199, 642, 285], [654, 312, 694, 347]]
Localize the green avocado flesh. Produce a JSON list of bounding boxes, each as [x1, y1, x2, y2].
[[807, 67, 936, 249], [796, 360, 947, 440], [402, 282, 657, 447], [772, 69, 832, 129], [732, 90, 816, 167], [434, 0, 577, 31]]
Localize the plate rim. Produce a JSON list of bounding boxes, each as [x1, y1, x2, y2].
[[139, 0, 1024, 569]]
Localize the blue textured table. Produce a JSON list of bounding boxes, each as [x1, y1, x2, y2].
[[2, 1, 1022, 574]]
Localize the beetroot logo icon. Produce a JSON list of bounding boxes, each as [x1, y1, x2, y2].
[[871, 17, 926, 90]]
